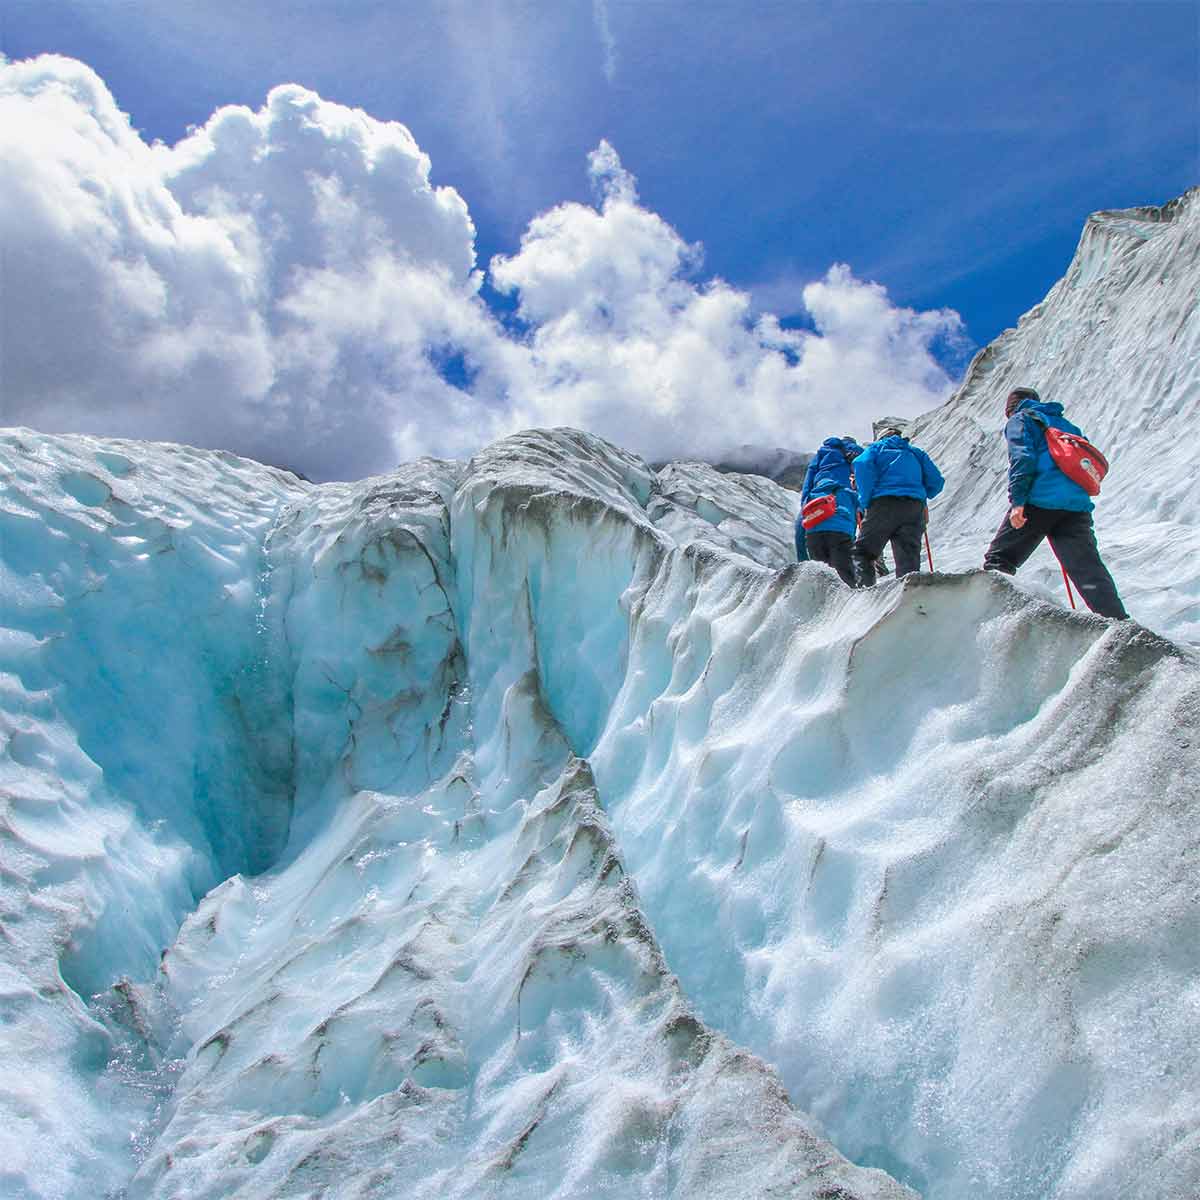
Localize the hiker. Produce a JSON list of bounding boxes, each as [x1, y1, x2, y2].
[[798, 436, 863, 586], [852, 428, 944, 586], [983, 387, 1127, 619]]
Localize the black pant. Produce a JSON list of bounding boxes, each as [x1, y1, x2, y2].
[[854, 497, 925, 587], [805, 530, 855, 587], [983, 505, 1127, 619]]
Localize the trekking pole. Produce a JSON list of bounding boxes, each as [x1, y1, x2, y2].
[[1046, 543, 1077, 609], [924, 530, 934, 571], [1059, 561, 1077, 609]]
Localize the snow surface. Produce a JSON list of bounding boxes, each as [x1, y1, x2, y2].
[[2, 193, 1199, 1200]]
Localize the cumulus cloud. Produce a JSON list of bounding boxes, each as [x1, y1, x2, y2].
[[0, 56, 490, 478], [1, 58, 967, 480], [490, 139, 967, 463]]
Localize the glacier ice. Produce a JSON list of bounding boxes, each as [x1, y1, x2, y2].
[[2, 414, 1198, 1200], [1, 428, 918, 1199], [2, 193, 1199, 1200]]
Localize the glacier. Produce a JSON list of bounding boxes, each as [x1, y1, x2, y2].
[[1, 191, 1199, 1200]]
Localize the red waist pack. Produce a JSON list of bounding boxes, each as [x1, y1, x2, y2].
[[801, 494, 838, 529]]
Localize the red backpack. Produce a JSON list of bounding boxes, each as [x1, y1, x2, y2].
[[1027, 412, 1108, 496]]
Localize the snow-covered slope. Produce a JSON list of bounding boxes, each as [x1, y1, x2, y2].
[[2, 418, 1197, 1200], [916, 189, 1200, 644]]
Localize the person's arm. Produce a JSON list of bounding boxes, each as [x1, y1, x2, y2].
[[852, 449, 876, 511], [1006, 413, 1037, 508], [1005, 413, 1038, 527], [795, 514, 809, 561], [920, 450, 945, 499], [801, 456, 818, 504]]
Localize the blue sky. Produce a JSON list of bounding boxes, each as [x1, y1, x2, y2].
[[2, 1, 1196, 478], [9, 0, 1194, 344]]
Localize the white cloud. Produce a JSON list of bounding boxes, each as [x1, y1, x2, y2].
[[490, 145, 966, 463], [0, 57, 488, 478], [592, 0, 618, 83], [1, 57, 967, 479]]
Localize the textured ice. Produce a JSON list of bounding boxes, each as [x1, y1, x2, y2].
[[3, 194, 1199, 1200], [2, 428, 916, 1200], [648, 462, 800, 570], [592, 559, 1199, 1199]]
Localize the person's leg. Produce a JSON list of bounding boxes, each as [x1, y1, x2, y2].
[[827, 533, 857, 587], [853, 501, 899, 588], [806, 530, 833, 565], [808, 532, 855, 587], [983, 505, 1055, 574], [1047, 511, 1128, 619], [887, 501, 926, 577]]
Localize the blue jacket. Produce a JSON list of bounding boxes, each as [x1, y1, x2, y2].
[[800, 437, 862, 535], [1005, 398, 1094, 513], [853, 435, 944, 510]]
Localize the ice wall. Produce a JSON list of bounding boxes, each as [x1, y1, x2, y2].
[[0, 431, 307, 1196], [915, 189, 1200, 644], [1, 428, 917, 1200], [592, 554, 1199, 1198]]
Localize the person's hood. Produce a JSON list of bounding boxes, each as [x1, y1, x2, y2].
[[1017, 398, 1066, 421], [876, 434, 910, 449], [820, 437, 859, 455]]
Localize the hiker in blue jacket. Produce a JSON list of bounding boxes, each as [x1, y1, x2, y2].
[[798, 436, 862, 586], [852, 428, 944, 586], [983, 387, 1127, 619]]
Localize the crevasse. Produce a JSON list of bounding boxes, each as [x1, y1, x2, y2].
[[0, 428, 905, 1200]]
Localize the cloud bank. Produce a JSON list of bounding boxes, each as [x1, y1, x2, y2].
[[1, 56, 969, 480]]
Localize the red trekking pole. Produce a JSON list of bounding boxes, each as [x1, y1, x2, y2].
[[924, 531, 934, 571], [1047, 543, 1077, 609], [1059, 561, 1077, 609]]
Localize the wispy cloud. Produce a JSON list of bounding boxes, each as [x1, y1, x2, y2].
[[592, 0, 617, 83]]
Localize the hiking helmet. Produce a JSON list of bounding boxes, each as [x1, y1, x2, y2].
[[880, 427, 904, 439], [1006, 386, 1040, 417]]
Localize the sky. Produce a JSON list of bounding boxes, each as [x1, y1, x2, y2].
[[1, 1, 1196, 480]]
